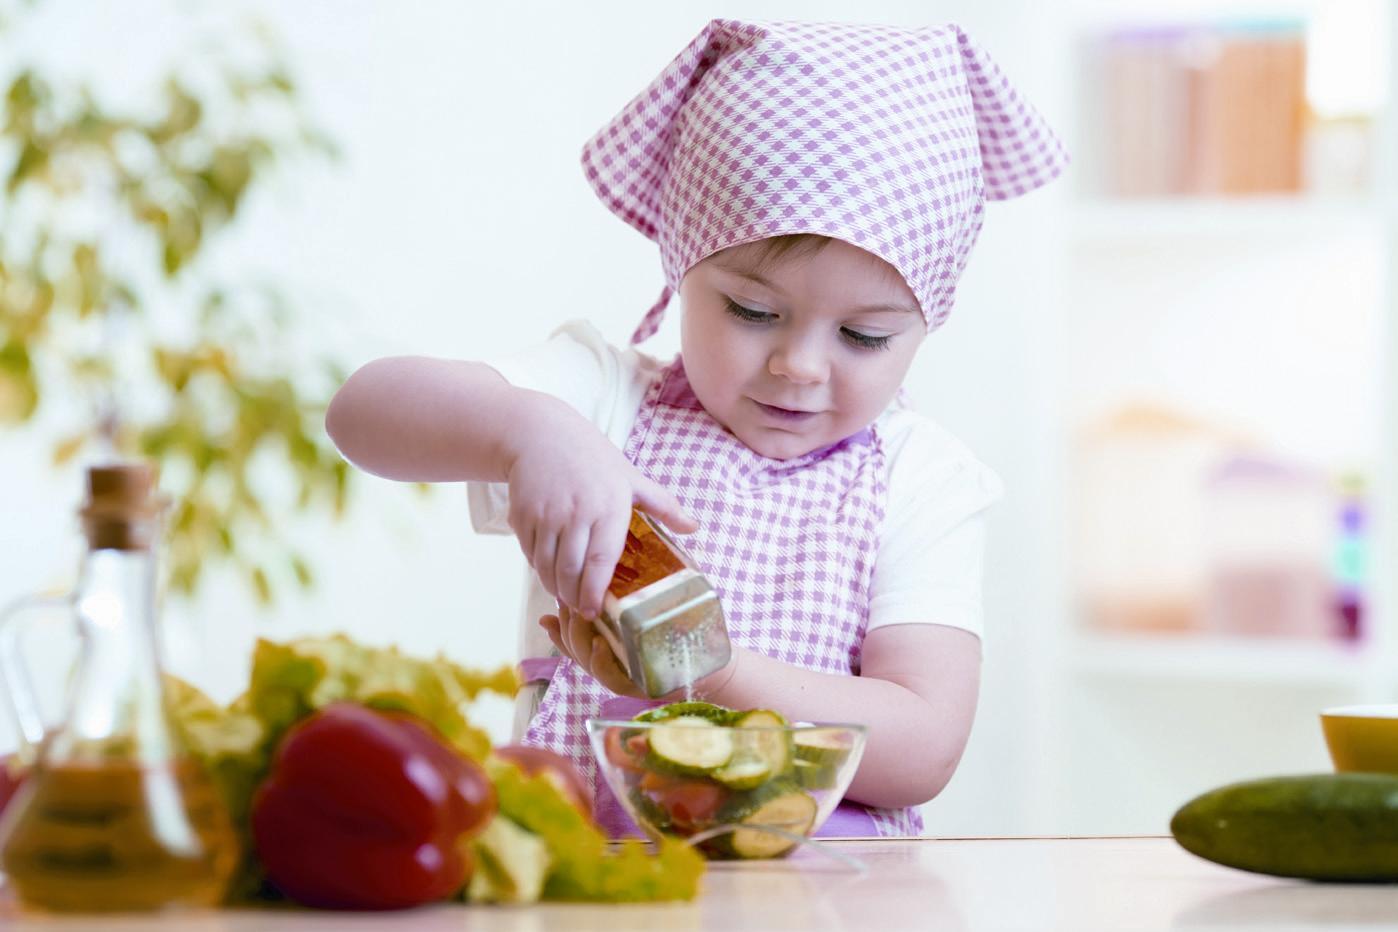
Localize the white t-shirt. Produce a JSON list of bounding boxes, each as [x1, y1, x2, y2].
[[467, 320, 1004, 673]]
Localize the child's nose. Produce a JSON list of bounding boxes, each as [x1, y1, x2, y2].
[[768, 338, 829, 384]]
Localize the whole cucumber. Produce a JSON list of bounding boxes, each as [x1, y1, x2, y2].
[[1170, 773, 1398, 882]]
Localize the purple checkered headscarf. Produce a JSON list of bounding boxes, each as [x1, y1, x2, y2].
[[581, 19, 1068, 343]]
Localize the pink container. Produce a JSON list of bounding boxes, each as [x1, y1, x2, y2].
[[1200, 454, 1334, 639]]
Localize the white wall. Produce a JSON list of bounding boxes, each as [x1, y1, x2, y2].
[[0, 0, 1068, 834]]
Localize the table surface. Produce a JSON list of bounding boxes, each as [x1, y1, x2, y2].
[[5, 836, 1398, 931]]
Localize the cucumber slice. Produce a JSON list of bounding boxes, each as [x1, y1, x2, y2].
[[709, 709, 793, 789], [627, 787, 673, 835], [647, 716, 734, 774], [792, 758, 837, 790], [794, 727, 853, 768], [712, 755, 771, 791], [711, 781, 818, 859], [634, 701, 734, 724]]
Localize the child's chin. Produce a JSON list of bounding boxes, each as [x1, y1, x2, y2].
[[743, 429, 822, 461]]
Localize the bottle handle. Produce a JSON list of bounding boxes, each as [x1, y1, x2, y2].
[[0, 591, 74, 757]]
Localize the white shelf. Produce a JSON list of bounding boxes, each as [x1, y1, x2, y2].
[[1069, 196, 1383, 240], [1040, 0, 1398, 836], [1068, 631, 1375, 688]]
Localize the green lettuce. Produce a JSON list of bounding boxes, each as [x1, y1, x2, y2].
[[488, 760, 706, 902], [235, 634, 515, 760], [468, 816, 552, 903]]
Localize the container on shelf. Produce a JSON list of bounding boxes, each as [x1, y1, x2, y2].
[[1200, 454, 1335, 639], [1332, 473, 1368, 641], [1082, 12, 1383, 203], [1304, 114, 1377, 197], [1089, 19, 1308, 198], [1071, 403, 1251, 634]]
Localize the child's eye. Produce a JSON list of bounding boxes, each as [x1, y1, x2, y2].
[[726, 299, 894, 351], [841, 328, 894, 351], [724, 299, 775, 323]]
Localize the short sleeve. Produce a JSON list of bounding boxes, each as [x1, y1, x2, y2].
[[465, 319, 661, 535], [867, 410, 1005, 639]]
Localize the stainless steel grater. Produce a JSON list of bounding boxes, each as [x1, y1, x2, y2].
[[592, 510, 731, 698]]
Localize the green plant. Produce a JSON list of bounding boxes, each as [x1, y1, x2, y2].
[[0, 2, 350, 604]]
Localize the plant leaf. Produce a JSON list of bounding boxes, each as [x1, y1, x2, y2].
[[52, 431, 87, 465]]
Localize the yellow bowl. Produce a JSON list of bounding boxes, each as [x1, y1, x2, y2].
[[1320, 705, 1398, 774]]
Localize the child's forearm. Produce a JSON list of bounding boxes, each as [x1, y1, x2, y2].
[[325, 357, 566, 483], [695, 633, 980, 810]]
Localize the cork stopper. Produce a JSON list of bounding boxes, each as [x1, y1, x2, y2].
[[80, 462, 167, 551]]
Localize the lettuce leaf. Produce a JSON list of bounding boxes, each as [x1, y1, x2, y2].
[[488, 759, 706, 902], [251, 636, 513, 757], [468, 816, 552, 903]]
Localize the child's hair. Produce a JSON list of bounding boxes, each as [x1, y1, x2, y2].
[[713, 234, 909, 291], [741, 233, 831, 270]]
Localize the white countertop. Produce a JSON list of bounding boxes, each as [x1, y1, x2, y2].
[[5, 836, 1397, 931]]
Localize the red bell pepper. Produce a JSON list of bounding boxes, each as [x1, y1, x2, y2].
[[251, 702, 496, 910]]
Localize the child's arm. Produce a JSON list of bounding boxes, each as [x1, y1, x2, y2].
[[542, 608, 977, 809], [700, 625, 980, 810], [325, 356, 696, 615], [325, 357, 546, 483]]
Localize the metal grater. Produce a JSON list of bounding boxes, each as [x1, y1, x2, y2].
[[591, 510, 731, 698]]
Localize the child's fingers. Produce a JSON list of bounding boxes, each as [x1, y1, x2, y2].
[[553, 522, 591, 615], [538, 614, 565, 656], [570, 609, 598, 667], [633, 477, 698, 534], [561, 604, 595, 665], [545, 608, 636, 696], [543, 610, 588, 669], [578, 511, 628, 619], [530, 528, 561, 599], [589, 636, 640, 697], [514, 524, 537, 568]]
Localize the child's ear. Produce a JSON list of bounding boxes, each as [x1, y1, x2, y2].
[[951, 25, 1071, 201]]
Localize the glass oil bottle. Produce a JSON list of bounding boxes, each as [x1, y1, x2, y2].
[[0, 463, 238, 911]]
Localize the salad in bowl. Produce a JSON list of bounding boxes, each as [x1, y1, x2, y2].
[[587, 701, 867, 859]]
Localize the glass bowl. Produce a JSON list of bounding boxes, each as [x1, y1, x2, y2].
[[586, 715, 867, 859]]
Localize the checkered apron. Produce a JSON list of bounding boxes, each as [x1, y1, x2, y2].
[[524, 358, 921, 837]]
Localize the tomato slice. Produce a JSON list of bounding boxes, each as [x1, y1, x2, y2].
[[654, 781, 726, 830], [604, 727, 646, 773], [639, 769, 682, 792]]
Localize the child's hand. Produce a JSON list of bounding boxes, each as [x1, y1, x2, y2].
[[505, 409, 697, 620], [539, 604, 642, 698]]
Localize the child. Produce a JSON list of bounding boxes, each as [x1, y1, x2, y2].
[[326, 18, 1066, 837]]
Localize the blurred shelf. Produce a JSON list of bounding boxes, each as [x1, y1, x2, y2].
[[1068, 631, 1374, 688], [1069, 196, 1383, 240]]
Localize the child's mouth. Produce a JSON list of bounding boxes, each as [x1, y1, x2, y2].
[[752, 399, 819, 422]]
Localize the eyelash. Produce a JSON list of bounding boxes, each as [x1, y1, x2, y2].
[[723, 299, 894, 352]]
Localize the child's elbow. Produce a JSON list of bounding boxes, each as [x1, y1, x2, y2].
[[324, 361, 384, 463], [906, 765, 957, 808], [863, 743, 968, 809], [876, 763, 957, 810], [323, 382, 354, 456]]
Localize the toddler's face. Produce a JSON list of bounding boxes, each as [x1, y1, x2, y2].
[[679, 238, 926, 460]]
